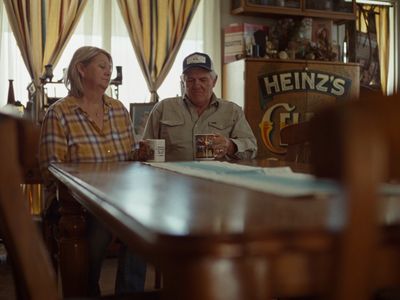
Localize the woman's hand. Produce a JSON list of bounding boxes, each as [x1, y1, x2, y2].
[[131, 141, 151, 161]]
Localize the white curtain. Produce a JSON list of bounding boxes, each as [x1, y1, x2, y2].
[[203, 0, 221, 97], [0, 3, 2, 47], [0, 0, 221, 108], [0, 5, 31, 106]]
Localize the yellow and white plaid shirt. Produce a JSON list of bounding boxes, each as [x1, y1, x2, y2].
[[39, 95, 135, 206]]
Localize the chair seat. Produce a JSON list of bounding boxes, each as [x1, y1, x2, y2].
[[280, 121, 311, 163]]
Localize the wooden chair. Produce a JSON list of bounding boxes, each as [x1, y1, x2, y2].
[[308, 93, 400, 299], [0, 112, 58, 300], [253, 94, 400, 299], [280, 121, 311, 163], [0, 112, 160, 300]]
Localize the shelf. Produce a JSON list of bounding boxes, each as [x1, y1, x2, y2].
[[232, 5, 301, 17], [302, 9, 356, 21], [226, 57, 360, 67], [231, 0, 356, 21], [42, 81, 65, 85]]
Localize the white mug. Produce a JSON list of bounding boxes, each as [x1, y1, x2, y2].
[[147, 139, 165, 162]]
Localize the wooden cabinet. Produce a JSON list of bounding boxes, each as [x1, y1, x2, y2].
[[229, 0, 357, 62], [223, 58, 359, 159], [231, 0, 356, 21]]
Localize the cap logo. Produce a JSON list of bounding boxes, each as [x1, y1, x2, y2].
[[186, 54, 206, 65]]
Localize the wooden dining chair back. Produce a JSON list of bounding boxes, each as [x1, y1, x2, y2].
[[0, 112, 59, 300], [280, 121, 311, 163], [309, 93, 400, 299], [0, 112, 162, 300]]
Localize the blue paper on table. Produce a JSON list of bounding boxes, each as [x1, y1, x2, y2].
[[146, 161, 340, 197]]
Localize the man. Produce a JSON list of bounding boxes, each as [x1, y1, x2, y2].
[[143, 52, 257, 161]]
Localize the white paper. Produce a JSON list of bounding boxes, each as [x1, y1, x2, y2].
[[145, 161, 339, 197]]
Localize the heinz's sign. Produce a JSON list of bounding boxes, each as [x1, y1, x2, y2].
[[257, 69, 353, 154], [259, 69, 352, 104]]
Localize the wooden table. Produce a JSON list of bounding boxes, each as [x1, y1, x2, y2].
[[49, 160, 400, 299]]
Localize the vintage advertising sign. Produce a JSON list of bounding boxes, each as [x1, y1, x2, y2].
[[259, 69, 352, 102], [257, 69, 352, 156], [222, 59, 359, 159]]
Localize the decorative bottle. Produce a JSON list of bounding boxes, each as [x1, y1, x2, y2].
[[7, 79, 16, 105]]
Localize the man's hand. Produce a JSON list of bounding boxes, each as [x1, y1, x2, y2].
[[212, 134, 236, 159]]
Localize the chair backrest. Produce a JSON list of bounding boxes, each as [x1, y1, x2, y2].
[[129, 102, 156, 140], [309, 93, 400, 299], [0, 112, 59, 300], [17, 120, 42, 184], [280, 121, 311, 163]]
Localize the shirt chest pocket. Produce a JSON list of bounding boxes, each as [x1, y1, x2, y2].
[[68, 141, 96, 162], [208, 120, 234, 135], [159, 119, 185, 145]]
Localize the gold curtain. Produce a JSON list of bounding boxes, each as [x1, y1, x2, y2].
[[117, 0, 200, 102], [375, 6, 389, 95], [3, 0, 87, 214], [3, 0, 87, 85], [357, 5, 390, 94]]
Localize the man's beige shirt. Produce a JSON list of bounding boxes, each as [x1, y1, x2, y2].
[[143, 94, 257, 161]]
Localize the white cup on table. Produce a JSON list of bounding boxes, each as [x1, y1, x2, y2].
[[146, 139, 165, 162]]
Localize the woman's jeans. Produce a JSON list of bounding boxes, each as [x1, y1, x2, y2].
[[87, 214, 146, 296]]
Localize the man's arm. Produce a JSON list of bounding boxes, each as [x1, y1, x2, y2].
[[228, 108, 258, 160]]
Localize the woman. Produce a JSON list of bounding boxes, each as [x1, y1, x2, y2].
[[39, 46, 146, 296]]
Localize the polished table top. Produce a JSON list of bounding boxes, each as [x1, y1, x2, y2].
[[49, 160, 400, 257], [49, 160, 400, 299], [49, 161, 339, 255]]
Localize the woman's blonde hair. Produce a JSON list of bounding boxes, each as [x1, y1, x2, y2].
[[65, 46, 112, 97]]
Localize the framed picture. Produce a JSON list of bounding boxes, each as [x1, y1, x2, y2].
[[27, 82, 36, 99], [129, 102, 155, 140], [356, 31, 380, 88]]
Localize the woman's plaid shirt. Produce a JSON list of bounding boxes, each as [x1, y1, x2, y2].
[[39, 95, 135, 206]]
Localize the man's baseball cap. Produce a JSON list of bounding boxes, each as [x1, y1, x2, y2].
[[182, 52, 214, 73]]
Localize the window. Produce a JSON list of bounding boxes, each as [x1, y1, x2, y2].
[[354, 0, 398, 94], [0, 4, 31, 106], [0, 0, 215, 109]]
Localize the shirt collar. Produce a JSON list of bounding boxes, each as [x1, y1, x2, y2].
[[67, 94, 112, 112], [183, 93, 219, 108]]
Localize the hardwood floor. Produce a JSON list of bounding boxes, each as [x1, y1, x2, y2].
[[0, 243, 157, 299], [0, 243, 16, 300]]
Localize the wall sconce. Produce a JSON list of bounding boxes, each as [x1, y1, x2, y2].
[[110, 66, 123, 99], [41, 64, 54, 83], [110, 66, 122, 86]]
